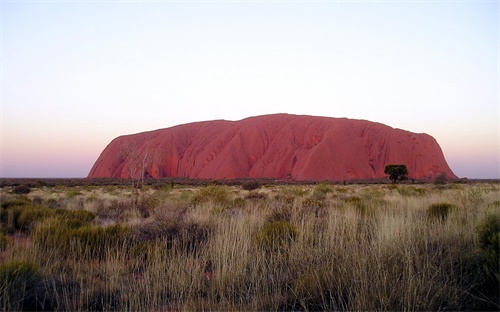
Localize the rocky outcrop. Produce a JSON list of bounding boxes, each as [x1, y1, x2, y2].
[[88, 114, 457, 181]]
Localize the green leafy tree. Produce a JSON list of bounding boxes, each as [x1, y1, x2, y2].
[[384, 164, 408, 183]]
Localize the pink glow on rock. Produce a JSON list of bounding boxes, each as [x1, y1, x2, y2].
[[88, 114, 457, 181]]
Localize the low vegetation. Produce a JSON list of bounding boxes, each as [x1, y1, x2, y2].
[[0, 180, 499, 311]]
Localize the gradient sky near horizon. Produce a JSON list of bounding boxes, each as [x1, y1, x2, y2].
[[1, 0, 498, 179]]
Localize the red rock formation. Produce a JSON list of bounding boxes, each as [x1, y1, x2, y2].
[[88, 114, 457, 181]]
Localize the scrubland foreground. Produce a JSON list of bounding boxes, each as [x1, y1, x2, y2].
[[1, 181, 499, 311]]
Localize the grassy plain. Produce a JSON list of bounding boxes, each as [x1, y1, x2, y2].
[[1, 180, 499, 311]]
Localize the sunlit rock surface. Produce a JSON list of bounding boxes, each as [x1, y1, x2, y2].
[[88, 114, 457, 181]]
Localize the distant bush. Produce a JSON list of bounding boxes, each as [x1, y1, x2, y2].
[[245, 192, 268, 201], [314, 183, 334, 196], [12, 184, 30, 194], [191, 185, 231, 206], [66, 189, 83, 198], [242, 180, 261, 191], [397, 186, 428, 197], [46, 198, 60, 208], [433, 172, 449, 185], [96, 199, 129, 220], [427, 203, 454, 222]]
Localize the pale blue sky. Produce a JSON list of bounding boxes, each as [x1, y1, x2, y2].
[[1, 0, 498, 178]]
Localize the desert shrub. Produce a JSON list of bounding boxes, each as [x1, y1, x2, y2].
[[302, 197, 325, 210], [131, 213, 211, 256], [0, 261, 45, 311], [12, 184, 31, 194], [135, 194, 159, 218], [33, 220, 130, 260], [46, 198, 60, 208], [96, 199, 129, 220], [477, 212, 500, 275], [427, 202, 455, 222], [341, 196, 372, 217], [56, 209, 96, 228], [17, 205, 56, 232], [397, 186, 428, 197], [1, 197, 30, 209], [191, 185, 231, 207], [255, 220, 298, 250], [175, 221, 212, 256], [231, 197, 246, 208], [245, 192, 268, 201], [284, 187, 310, 197], [342, 196, 362, 205], [32, 196, 43, 205], [274, 194, 295, 205], [475, 211, 500, 309], [66, 189, 83, 198], [267, 206, 292, 223], [314, 183, 333, 196], [0, 204, 55, 233], [0, 233, 10, 251], [242, 180, 261, 191], [458, 188, 485, 210], [131, 219, 175, 242], [434, 172, 449, 184]]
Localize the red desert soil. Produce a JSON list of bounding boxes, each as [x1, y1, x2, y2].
[[88, 114, 457, 181]]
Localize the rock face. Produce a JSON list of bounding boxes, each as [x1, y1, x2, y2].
[[88, 114, 457, 181]]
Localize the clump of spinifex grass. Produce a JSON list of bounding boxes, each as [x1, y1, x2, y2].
[[0, 182, 498, 311]]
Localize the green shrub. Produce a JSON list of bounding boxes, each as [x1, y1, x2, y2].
[[1, 197, 30, 209], [427, 203, 455, 222], [397, 186, 428, 197], [242, 180, 261, 191], [1, 204, 55, 233], [284, 187, 310, 197], [66, 189, 83, 198], [255, 220, 298, 250], [477, 212, 500, 274], [314, 183, 333, 196], [33, 220, 130, 260], [12, 184, 31, 194], [56, 209, 96, 228], [0, 261, 45, 311], [17, 205, 56, 231], [191, 185, 231, 207]]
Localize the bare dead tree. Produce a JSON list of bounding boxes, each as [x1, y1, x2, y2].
[[119, 140, 163, 208]]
